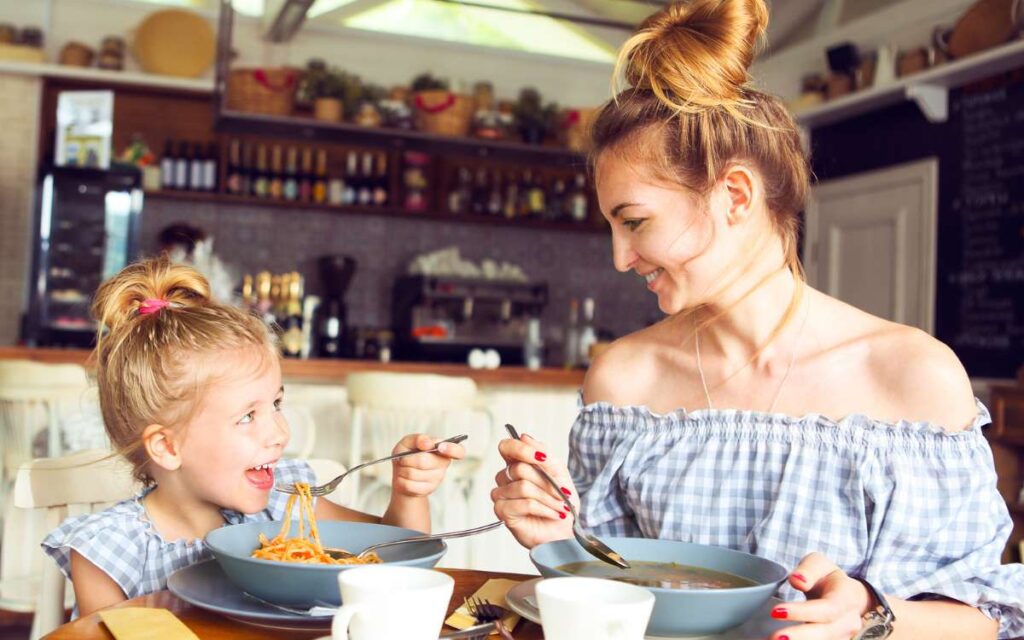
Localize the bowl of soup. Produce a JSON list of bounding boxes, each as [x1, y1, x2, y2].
[[531, 537, 788, 636], [206, 520, 446, 607]]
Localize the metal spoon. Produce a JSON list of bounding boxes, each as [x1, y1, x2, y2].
[[504, 423, 630, 569], [324, 520, 503, 560]]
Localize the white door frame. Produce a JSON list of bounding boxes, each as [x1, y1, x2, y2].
[[804, 157, 938, 334]]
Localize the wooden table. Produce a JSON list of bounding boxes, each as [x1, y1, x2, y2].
[[44, 569, 544, 639]]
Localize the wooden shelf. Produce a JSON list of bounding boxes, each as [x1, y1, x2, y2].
[[215, 110, 587, 168], [0, 60, 213, 94], [145, 190, 606, 233], [794, 39, 1024, 127]]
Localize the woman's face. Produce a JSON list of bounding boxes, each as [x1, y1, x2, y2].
[[595, 152, 746, 315]]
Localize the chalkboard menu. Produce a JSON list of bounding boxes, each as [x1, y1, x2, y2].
[[942, 76, 1024, 379]]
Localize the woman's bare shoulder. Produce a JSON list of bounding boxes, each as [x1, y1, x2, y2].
[[582, 319, 679, 407], [866, 317, 977, 431]]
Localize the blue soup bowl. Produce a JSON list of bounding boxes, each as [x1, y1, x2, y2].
[[531, 537, 788, 637], [205, 520, 446, 606]]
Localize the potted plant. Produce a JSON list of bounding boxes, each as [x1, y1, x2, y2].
[[512, 87, 558, 145], [306, 66, 362, 122]]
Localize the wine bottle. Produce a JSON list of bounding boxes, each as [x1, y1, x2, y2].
[[160, 140, 176, 190], [312, 149, 327, 204], [226, 139, 242, 195], [299, 147, 313, 203], [269, 145, 284, 199], [283, 146, 299, 201], [343, 151, 358, 206], [174, 141, 189, 190], [203, 141, 218, 192], [372, 153, 388, 206], [358, 152, 373, 205], [189, 142, 204, 192]]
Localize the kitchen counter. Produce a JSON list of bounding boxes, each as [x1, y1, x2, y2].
[[0, 346, 585, 387]]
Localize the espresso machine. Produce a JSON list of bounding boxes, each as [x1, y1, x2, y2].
[[314, 255, 357, 358], [392, 275, 548, 364]]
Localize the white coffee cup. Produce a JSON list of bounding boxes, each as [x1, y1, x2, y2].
[[331, 566, 454, 640], [536, 576, 655, 640]]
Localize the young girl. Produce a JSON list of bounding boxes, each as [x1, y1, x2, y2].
[[491, 1, 1024, 639], [43, 257, 464, 616]]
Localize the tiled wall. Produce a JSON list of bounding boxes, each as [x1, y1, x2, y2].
[[140, 198, 663, 361], [0, 75, 41, 345]]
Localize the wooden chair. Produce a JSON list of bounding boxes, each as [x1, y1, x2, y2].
[[0, 450, 137, 639], [0, 362, 91, 522]]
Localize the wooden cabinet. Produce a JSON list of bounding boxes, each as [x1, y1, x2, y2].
[[986, 380, 1024, 563]]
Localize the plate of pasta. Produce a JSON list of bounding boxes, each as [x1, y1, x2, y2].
[[205, 483, 446, 607]]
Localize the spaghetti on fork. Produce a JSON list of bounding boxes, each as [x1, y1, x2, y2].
[[251, 483, 381, 565]]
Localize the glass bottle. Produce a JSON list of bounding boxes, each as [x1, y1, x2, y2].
[[578, 297, 597, 367]]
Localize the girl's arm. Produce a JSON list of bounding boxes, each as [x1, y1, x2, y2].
[[313, 498, 380, 524], [310, 490, 430, 531], [69, 550, 127, 616]]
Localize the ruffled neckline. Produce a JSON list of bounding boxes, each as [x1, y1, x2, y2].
[[577, 391, 990, 438]]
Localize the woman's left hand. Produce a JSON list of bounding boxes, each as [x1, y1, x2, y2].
[[390, 433, 466, 498], [769, 552, 873, 640]]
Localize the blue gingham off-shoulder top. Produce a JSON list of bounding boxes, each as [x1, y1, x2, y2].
[[569, 396, 1024, 638], [41, 458, 315, 602]]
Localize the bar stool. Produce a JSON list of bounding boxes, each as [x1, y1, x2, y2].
[[344, 372, 496, 568]]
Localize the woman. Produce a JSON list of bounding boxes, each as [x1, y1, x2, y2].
[[490, 1, 1024, 638]]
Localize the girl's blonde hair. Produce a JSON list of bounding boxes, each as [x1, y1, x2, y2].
[[91, 257, 277, 484], [591, 0, 809, 340]]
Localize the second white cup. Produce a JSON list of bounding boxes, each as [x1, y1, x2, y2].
[[331, 566, 454, 640], [536, 576, 655, 640]]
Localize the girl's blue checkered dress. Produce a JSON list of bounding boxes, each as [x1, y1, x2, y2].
[[569, 396, 1024, 638], [41, 458, 315, 603]]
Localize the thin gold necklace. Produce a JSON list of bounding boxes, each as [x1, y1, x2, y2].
[[694, 297, 811, 413]]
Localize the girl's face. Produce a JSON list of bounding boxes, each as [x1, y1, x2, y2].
[[595, 152, 746, 314], [175, 347, 289, 515]]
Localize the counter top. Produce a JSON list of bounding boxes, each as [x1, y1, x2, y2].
[[0, 347, 585, 387]]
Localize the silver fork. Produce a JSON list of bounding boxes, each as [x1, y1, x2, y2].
[[275, 434, 469, 496], [505, 423, 630, 569], [464, 597, 514, 640]]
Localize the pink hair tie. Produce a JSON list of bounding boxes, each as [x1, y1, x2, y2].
[[138, 298, 170, 315]]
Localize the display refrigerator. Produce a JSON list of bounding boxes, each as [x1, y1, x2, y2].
[[22, 165, 144, 347]]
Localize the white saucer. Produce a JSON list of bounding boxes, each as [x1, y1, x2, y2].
[[505, 578, 794, 640]]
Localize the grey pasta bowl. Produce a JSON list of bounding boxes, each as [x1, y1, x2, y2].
[[531, 537, 788, 637], [205, 520, 446, 606]]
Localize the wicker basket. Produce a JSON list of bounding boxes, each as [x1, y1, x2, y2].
[[227, 67, 299, 116], [413, 90, 474, 137], [564, 107, 597, 152]]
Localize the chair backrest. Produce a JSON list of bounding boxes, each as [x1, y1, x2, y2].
[[281, 404, 317, 460], [0, 362, 92, 476], [4, 449, 138, 639], [344, 372, 491, 502]]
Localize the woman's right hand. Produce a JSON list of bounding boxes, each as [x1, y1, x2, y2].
[[490, 432, 576, 549]]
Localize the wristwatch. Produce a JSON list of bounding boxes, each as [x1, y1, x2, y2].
[[852, 578, 896, 640]]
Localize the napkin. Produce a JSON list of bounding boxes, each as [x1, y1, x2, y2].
[[98, 607, 198, 640], [445, 578, 522, 634]]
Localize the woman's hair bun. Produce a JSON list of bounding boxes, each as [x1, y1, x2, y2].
[[92, 256, 212, 336], [617, 0, 769, 112]]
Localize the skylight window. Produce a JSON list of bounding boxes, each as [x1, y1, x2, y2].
[[340, 0, 616, 63]]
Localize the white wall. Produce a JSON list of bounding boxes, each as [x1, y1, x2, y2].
[[2, 0, 615, 107]]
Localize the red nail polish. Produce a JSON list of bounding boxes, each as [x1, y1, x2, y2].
[[559, 511, 566, 519], [561, 487, 571, 496], [791, 573, 806, 583], [564, 504, 571, 512], [534, 451, 547, 462], [770, 608, 788, 619], [778, 636, 789, 640]]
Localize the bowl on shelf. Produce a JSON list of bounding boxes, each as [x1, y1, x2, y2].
[[205, 520, 446, 606], [531, 537, 788, 637]]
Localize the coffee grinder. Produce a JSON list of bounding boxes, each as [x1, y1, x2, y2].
[[314, 255, 357, 358]]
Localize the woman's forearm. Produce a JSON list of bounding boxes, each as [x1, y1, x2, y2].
[[889, 597, 999, 640]]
